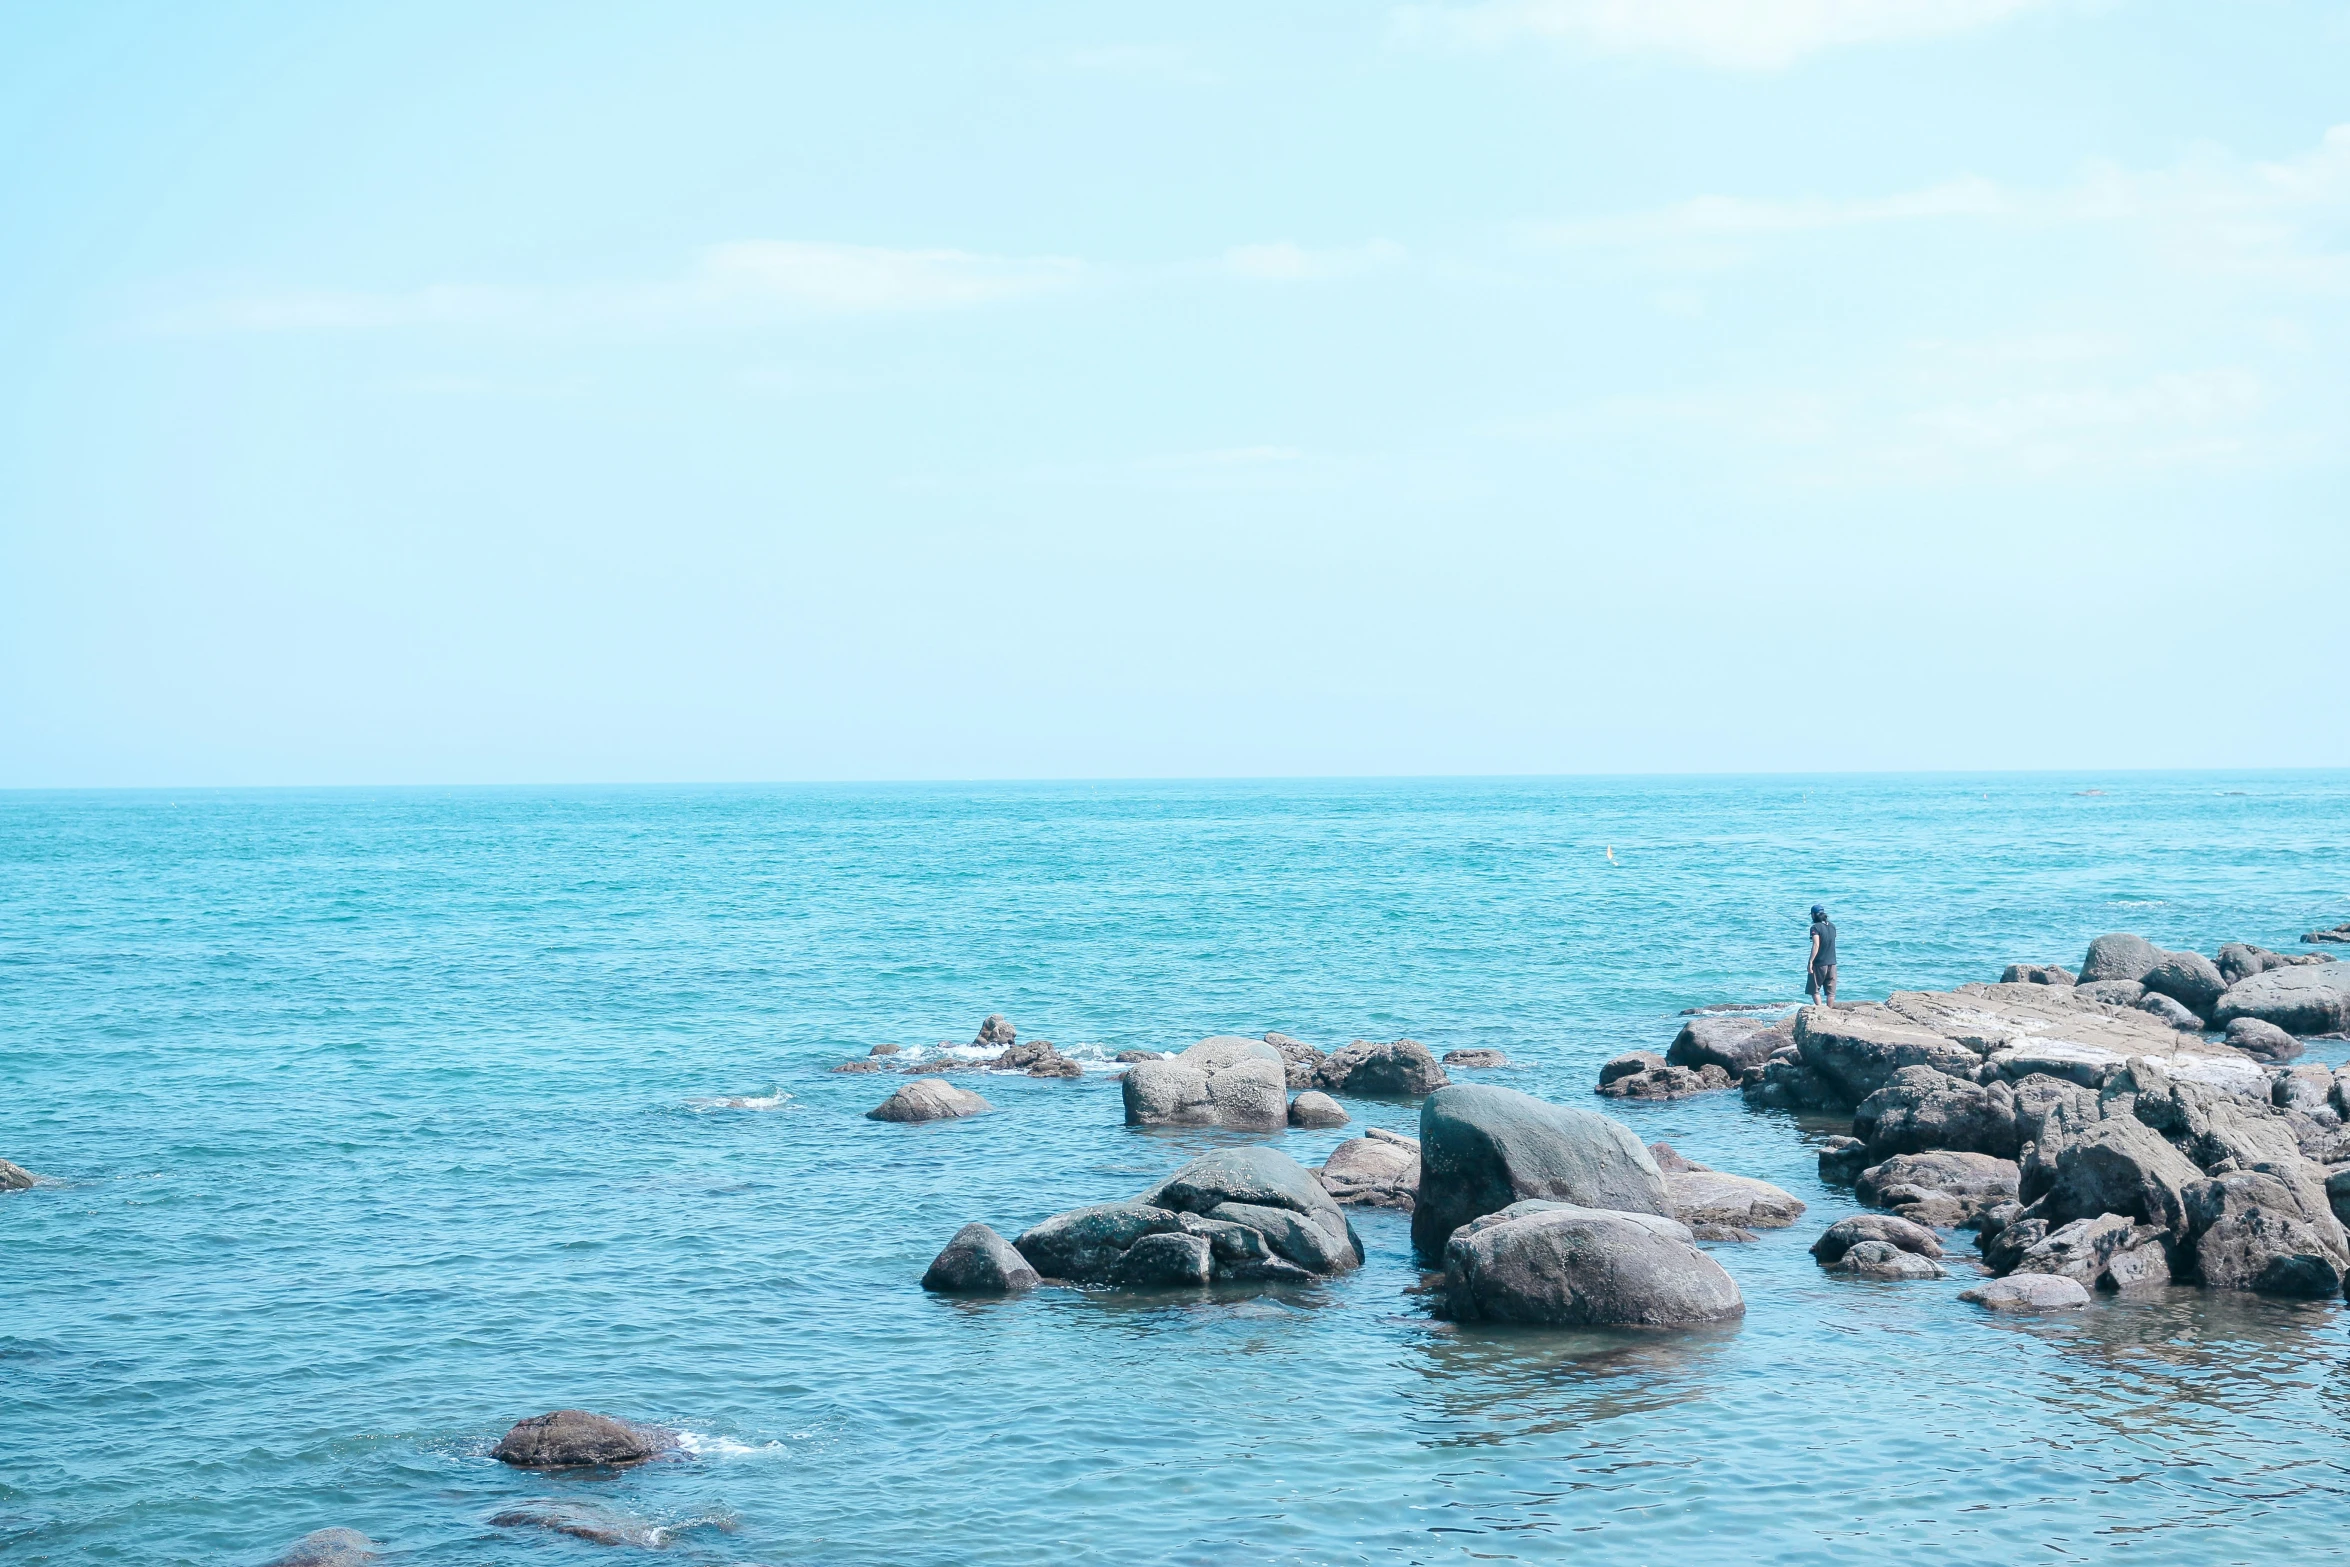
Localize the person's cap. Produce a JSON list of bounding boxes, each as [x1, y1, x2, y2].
[[1810, 904, 1827, 919]]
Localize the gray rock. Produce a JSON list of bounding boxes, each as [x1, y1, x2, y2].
[[1667, 1016, 1779, 1075], [1441, 1048, 1510, 1068], [489, 1504, 677, 1549], [1666, 1170, 1805, 1229], [2216, 943, 2331, 984], [1599, 1051, 1665, 1085], [1014, 1202, 1185, 1283], [1853, 1066, 2019, 1159], [1439, 1201, 1745, 1327], [1114, 1049, 1164, 1064], [1960, 1274, 2091, 1311], [2274, 1063, 2336, 1120], [1206, 1201, 1356, 1273], [1645, 1141, 1710, 1174], [2010, 1213, 2172, 1289], [0, 1159, 37, 1191], [1980, 1215, 2050, 1275], [263, 1529, 377, 1567], [2142, 950, 2227, 1019], [1287, 1090, 1349, 1129], [2134, 992, 2204, 1032], [2228, 1017, 2303, 1063], [2113, 1057, 2310, 1171], [490, 1410, 669, 1469], [2080, 933, 2166, 985], [2304, 923, 2350, 945], [1827, 1239, 1946, 1280], [1318, 1130, 1419, 1210], [2038, 1115, 2204, 1233], [2183, 1168, 2350, 1295], [2001, 963, 2077, 986], [1816, 1136, 1869, 1184], [1312, 1039, 1448, 1097], [1412, 1084, 1674, 1260], [975, 1014, 1018, 1046], [2071, 979, 2147, 1007], [2324, 1164, 2350, 1229], [867, 1077, 995, 1123], [1135, 1145, 1363, 1276], [2213, 966, 2350, 1036], [1110, 1230, 1214, 1287], [1811, 1213, 1944, 1265], [1741, 1055, 1847, 1113], [1794, 1005, 1987, 1106], [1122, 1036, 1289, 1131], [869, 1043, 902, 1057], [1264, 1032, 1326, 1089], [831, 1060, 890, 1073], [922, 1222, 1041, 1294], [1856, 1151, 2021, 1225], [1597, 1061, 1732, 1099]]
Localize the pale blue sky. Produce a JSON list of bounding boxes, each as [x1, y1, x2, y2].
[[3, 1, 2346, 785]]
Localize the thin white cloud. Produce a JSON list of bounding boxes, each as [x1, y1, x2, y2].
[[173, 241, 1083, 333], [1221, 239, 1407, 281], [1399, 0, 2059, 69]]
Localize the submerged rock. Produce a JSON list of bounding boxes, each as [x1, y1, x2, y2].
[[1312, 1039, 1449, 1097], [867, 1078, 994, 1123], [263, 1529, 377, 1567], [1123, 1036, 1288, 1131], [1442, 1048, 1509, 1068], [1959, 1274, 2090, 1312], [1287, 1090, 1349, 1129], [922, 1223, 1041, 1294], [0, 1159, 37, 1191], [1439, 1201, 1745, 1328], [1318, 1128, 1419, 1210], [491, 1410, 670, 1469], [1412, 1084, 1673, 1260]]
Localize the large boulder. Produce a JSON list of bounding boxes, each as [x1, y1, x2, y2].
[[1122, 1037, 1288, 1131], [1960, 1274, 2090, 1311], [1852, 1066, 2018, 1159], [1665, 1170, 1804, 1230], [2227, 1017, 2303, 1063], [1264, 1032, 1325, 1089], [867, 1078, 994, 1123], [1013, 1202, 1183, 1283], [1287, 1091, 1349, 1129], [2038, 1115, 2204, 1233], [1313, 1039, 1448, 1097], [1438, 1202, 1745, 1327], [1810, 1213, 1943, 1266], [1667, 1016, 1781, 1075], [1855, 1151, 2020, 1226], [1318, 1128, 1419, 1210], [0, 1159, 36, 1191], [2009, 1213, 2172, 1289], [491, 1411, 670, 1469], [2182, 1167, 2350, 1296], [2141, 950, 2227, 1019], [264, 1530, 377, 1567], [2080, 933, 2165, 984], [2212, 966, 2350, 1037], [1014, 1148, 1363, 1286], [922, 1223, 1041, 1294], [1412, 1085, 1673, 1260]]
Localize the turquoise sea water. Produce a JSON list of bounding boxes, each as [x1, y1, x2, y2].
[[6, 773, 2350, 1566]]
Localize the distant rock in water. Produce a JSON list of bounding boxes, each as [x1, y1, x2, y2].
[[2304, 923, 2350, 945], [868, 1078, 994, 1123], [2213, 965, 2350, 1036], [490, 1503, 720, 1549], [1412, 1083, 1673, 1260], [1113, 1049, 1164, 1064], [1441, 1048, 1509, 1069], [869, 1043, 902, 1056], [1438, 1201, 1745, 1327], [1667, 1016, 1785, 1076], [1123, 1037, 1287, 1131], [2079, 933, 2167, 985], [923, 1223, 1041, 1294], [831, 1060, 890, 1074], [1287, 1090, 1348, 1129], [1, 1159, 37, 1191], [1960, 1274, 2090, 1311], [1317, 1128, 1418, 1210], [263, 1528, 377, 1567], [1264, 1032, 1326, 1088], [1597, 1054, 1732, 1100], [975, 1014, 1018, 1046], [2001, 963, 2076, 986], [993, 1040, 1083, 1077], [1312, 1039, 1448, 1097], [490, 1410, 671, 1469]]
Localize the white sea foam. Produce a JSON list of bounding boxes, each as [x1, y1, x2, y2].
[[674, 1429, 785, 1459], [685, 1087, 793, 1112]]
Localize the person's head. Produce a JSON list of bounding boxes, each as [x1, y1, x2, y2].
[[1811, 904, 1828, 922]]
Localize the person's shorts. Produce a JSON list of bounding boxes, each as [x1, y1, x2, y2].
[[1808, 964, 1836, 996]]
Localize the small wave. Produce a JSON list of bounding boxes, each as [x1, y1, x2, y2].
[[674, 1429, 786, 1459], [685, 1087, 793, 1113]]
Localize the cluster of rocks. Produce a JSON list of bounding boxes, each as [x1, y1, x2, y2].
[[1, 1158, 38, 1191], [833, 1016, 1088, 1078], [1121, 1034, 1465, 1131], [924, 1145, 1366, 1291], [1599, 1014, 1795, 1100]]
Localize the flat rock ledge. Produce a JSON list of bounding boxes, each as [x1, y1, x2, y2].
[[490, 1410, 673, 1469], [867, 1078, 994, 1123]]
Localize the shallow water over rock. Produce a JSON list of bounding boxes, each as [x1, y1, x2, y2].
[[5, 775, 2350, 1563]]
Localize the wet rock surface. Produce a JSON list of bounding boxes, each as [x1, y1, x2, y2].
[[1313, 1039, 1448, 1097], [922, 1223, 1042, 1294], [1318, 1128, 1419, 1210], [867, 1078, 995, 1123], [1413, 1084, 1673, 1260], [491, 1410, 670, 1469], [1438, 1201, 1745, 1327], [1123, 1037, 1289, 1131], [263, 1528, 377, 1567], [1960, 1274, 2090, 1311], [1008, 1147, 1363, 1287]]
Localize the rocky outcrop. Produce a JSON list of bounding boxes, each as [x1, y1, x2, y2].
[[0, 1159, 37, 1191], [263, 1529, 377, 1567], [1855, 1151, 2020, 1226], [2035, 1114, 2202, 1233], [1264, 1032, 1325, 1089], [1437, 1202, 1745, 1328], [1011, 1147, 1363, 1288], [491, 1411, 671, 1469], [2305, 924, 2350, 945], [1810, 1213, 1943, 1266], [2001, 963, 2076, 986], [1665, 1170, 1804, 1229], [1597, 1059, 1732, 1099], [1827, 1240, 1945, 1280], [2080, 933, 2166, 984], [1412, 1085, 1673, 1260], [867, 1078, 994, 1123], [2182, 1168, 2350, 1296], [991, 1039, 1083, 1076], [2213, 965, 2350, 1036], [1442, 1048, 1509, 1068], [1122, 1037, 1288, 1131], [1313, 1039, 1448, 1098], [922, 1223, 1041, 1294], [2218, 943, 2332, 983], [975, 1014, 1018, 1046], [2141, 950, 2227, 1019], [1853, 1067, 2018, 1160], [2009, 1213, 2171, 1290], [1667, 1016, 1786, 1075], [1960, 1274, 2090, 1311], [1318, 1127, 1419, 1210], [1287, 1091, 1349, 1128]]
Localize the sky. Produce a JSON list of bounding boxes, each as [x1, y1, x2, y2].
[[1, 0, 2346, 786]]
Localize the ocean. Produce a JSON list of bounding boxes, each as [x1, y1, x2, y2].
[[5, 773, 2349, 1565]]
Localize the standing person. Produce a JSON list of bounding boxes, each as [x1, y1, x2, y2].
[[1806, 905, 1838, 1006]]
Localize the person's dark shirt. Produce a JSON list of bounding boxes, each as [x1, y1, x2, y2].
[[1811, 919, 1837, 970]]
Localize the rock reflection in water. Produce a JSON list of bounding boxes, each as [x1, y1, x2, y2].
[[1408, 1321, 1737, 1443]]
